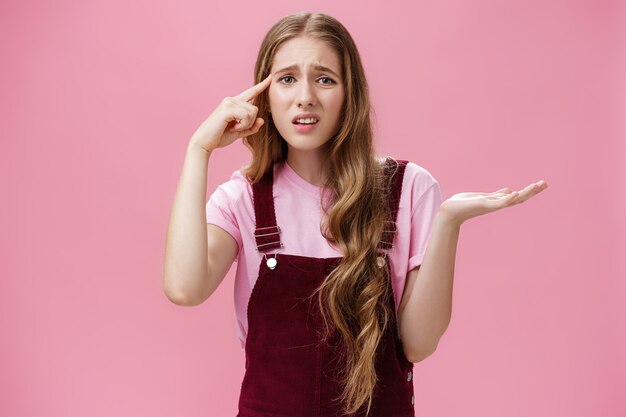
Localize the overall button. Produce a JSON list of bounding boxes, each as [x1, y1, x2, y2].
[[411, 394, 414, 405], [266, 257, 277, 270], [407, 370, 412, 382]]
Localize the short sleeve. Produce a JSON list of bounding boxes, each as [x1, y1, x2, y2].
[[407, 180, 442, 272], [205, 181, 244, 259]]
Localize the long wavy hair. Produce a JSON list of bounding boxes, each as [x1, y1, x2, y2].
[[241, 12, 395, 416]]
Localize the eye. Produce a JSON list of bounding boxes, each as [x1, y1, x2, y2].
[[319, 76, 336, 85], [278, 75, 295, 84]]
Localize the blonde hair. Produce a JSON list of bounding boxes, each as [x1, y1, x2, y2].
[[242, 12, 394, 416]]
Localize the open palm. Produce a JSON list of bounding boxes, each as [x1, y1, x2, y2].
[[440, 180, 549, 226]]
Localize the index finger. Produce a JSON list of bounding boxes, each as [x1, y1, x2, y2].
[[235, 73, 273, 103]]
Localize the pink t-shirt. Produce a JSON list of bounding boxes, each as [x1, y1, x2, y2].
[[205, 158, 442, 349]]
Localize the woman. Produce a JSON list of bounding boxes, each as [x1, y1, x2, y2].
[[163, 11, 548, 417]]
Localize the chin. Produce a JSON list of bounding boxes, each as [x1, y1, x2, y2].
[[284, 139, 331, 152], [276, 131, 331, 152]]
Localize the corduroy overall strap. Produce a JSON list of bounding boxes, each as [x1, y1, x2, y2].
[[251, 166, 282, 253], [379, 157, 408, 249], [251, 158, 408, 253]]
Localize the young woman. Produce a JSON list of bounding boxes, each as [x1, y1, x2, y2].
[[163, 11, 548, 417]]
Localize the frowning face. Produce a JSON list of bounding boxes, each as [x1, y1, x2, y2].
[[268, 36, 345, 154]]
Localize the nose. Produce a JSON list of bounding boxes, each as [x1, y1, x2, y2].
[[296, 79, 316, 108]]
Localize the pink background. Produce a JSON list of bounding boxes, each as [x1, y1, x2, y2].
[[2, 0, 624, 416]]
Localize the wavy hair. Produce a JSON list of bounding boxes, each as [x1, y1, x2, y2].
[[241, 12, 395, 416]]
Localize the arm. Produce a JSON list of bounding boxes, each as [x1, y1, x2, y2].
[[162, 143, 238, 307], [397, 179, 548, 362], [397, 210, 460, 362], [163, 75, 272, 307]]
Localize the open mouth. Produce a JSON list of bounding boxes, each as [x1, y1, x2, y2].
[[292, 119, 319, 132], [293, 120, 320, 125]]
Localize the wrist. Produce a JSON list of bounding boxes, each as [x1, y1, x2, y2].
[[187, 140, 213, 158], [436, 207, 463, 229]]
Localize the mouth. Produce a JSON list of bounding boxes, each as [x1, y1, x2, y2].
[[292, 114, 320, 125], [292, 118, 320, 133], [293, 120, 320, 126]]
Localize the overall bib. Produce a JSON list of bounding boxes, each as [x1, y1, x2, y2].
[[237, 158, 415, 417]]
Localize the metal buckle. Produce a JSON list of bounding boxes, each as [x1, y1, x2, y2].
[[254, 225, 281, 237], [255, 225, 283, 252], [256, 241, 284, 250]]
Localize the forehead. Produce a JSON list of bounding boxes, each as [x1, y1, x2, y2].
[[270, 37, 341, 74]]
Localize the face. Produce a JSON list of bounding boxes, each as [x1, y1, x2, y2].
[[268, 36, 345, 154]]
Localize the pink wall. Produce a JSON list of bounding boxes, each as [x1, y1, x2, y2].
[[1, 0, 624, 416]]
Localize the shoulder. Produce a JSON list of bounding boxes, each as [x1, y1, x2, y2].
[[403, 161, 441, 215], [377, 156, 438, 189], [378, 156, 441, 213], [210, 168, 253, 206], [403, 161, 438, 189]]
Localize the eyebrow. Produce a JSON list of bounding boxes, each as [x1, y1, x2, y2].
[[273, 64, 341, 78]]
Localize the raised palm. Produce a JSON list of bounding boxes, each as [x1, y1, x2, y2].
[[439, 180, 549, 226]]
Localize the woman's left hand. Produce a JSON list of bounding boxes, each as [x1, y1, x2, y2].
[[439, 180, 549, 227]]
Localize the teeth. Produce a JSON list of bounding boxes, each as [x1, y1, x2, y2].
[[295, 118, 318, 124]]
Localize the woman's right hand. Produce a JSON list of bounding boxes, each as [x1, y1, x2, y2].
[[189, 74, 273, 154]]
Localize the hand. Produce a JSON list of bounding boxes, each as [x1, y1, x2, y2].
[[189, 74, 272, 154], [438, 180, 549, 227]]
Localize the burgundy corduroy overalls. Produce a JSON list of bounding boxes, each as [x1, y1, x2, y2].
[[237, 157, 415, 417]]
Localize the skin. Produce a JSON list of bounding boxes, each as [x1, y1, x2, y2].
[[268, 36, 345, 186]]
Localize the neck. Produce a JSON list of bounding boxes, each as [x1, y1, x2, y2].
[[286, 146, 329, 187]]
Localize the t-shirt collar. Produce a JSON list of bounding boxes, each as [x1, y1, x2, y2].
[[280, 160, 325, 196]]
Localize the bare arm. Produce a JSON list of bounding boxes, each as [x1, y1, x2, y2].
[[397, 180, 548, 362], [162, 143, 238, 306], [163, 75, 272, 306], [397, 211, 459, 362]]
